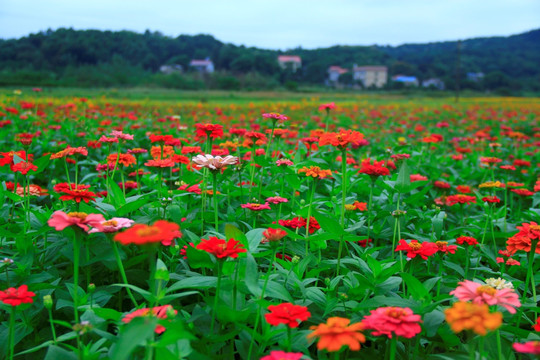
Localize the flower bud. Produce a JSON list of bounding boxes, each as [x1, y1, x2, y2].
[[43, 295, 53, 310], [87, 283, 96, 294]]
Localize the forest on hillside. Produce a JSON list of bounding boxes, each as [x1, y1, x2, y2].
[[0, 28, 539, 93]]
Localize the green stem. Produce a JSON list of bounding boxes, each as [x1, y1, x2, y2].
[[392, 193, 401, 260], [465, 246, 470, 280], [287, 326, 292, 352], [522, 240, 538, 304], [336, 149, 347, 275], [8, 306, 15, 360], [73, 232, 81, 324], [210, 262, 222, 334], [496, 330, 503, 360], [367, 179, 375, 244], [48, 307, 57, 343], [112, 241, 139, 308], [305, 181, 316, 255], [389, 336, 397, 360], [63, 158, 71, 184], [265, 121, 276, 159], [247, 252, 274, 360], [212, 172, 219, 231]]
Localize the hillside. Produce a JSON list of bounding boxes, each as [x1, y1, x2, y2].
[[0, 28, 538, 92]]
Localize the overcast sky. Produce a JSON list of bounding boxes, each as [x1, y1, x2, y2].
[[1, 0, 539, 49]]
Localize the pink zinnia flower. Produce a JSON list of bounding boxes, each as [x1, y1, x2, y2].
[[450, 280, 521, 314], [361, 306, 422, 338], [410, 174, 428, 182], [88, 217, 134, 233], [48, 211, 105, 232], [98, 135, 118, 143], [513, 341, 540, 355], [241, 202, 271, 211], [266, 196, 288, 204], [260, 351, 304, 360], [110, 130, 134, 140], [276, 159, 294, 166]]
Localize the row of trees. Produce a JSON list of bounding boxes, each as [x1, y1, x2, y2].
[[0, 28, 539, 92]]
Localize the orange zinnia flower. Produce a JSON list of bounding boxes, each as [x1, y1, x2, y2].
[[307, 317, 366, 352], [107, 153, 136, 167], [319, 129, 364, 149], [444, 301, 502, 335], [298, 166, 332, 179]]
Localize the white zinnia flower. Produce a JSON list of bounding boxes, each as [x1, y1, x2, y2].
[[192, 154, 238, 171], [485, 277, 514, 290]]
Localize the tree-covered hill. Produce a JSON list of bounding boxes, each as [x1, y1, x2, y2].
[[0, 28, 538, 92]]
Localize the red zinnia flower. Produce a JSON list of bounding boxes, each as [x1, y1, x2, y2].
[[196, 236, 247, 259], [122, 305, 177, 334], [435, 241, 458, 254], [395, 239, 438, 260], [195, 123, 224, 139], [11, 161, 37, 175], [446, 194, 477, 206], [358, 158, 390, 177], [456, 236, 478, 246], [265, 303, 311, 328], [0, 285, 36, 306], [59, 189, 97, 203]]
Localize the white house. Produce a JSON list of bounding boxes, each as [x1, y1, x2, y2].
[[189, 59, 214, 74]]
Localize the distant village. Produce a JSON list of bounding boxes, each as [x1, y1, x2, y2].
[[159, 55, 485, 90]]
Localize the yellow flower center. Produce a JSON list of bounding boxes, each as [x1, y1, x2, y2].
[[103, 220, 118, 227], [476, 285, 497, 296], [136, 226, 160, 237], [67, 212, 88, 220]]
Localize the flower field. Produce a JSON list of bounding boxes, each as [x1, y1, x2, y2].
[[0, 91, 539, 359]]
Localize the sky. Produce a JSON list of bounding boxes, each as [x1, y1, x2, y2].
[[0, 0, 539, 49]]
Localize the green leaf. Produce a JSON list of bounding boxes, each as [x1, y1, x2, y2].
[[167, 276, 217, 293], [185, 246, 214, 269], [395, 161, 411, 193], [44, 345, 78, 360], [423, 309, 445, 337], [400, 272, 429, 300], [224, 224, 248, 249], [32, 154, 51, 175], [109, 181, 126, 208], [312, 210, 346, 236], [110, 316, 158, 360], [117, 196, 149, 216]]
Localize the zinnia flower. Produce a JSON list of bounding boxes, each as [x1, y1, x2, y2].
[[444, 302, 502, 335], [114, 221, 181, 246], [449, 280, 521, 313], [361, 306, 422, 339], [265, 303, 311, 328], [395, 239, 438, 260], [88, 218, 134, 233], [192, 154, 238, 171], [319, 129, 364, 149], [196, 237, 246, 259], [298, 166, 332, 179], [241, 202, 271, 211], [0, 285, 36, 306], [456, 236, 478, 246], [358, 158, 390, 177], [307, 317, 366, 352], [195, 123, 224, 139], [260, 351, 304, 360], [122, 305, 177, 334], [48, 211, 105, 232], [262, 228, 287, 243], [513, 341, 540, 355]]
